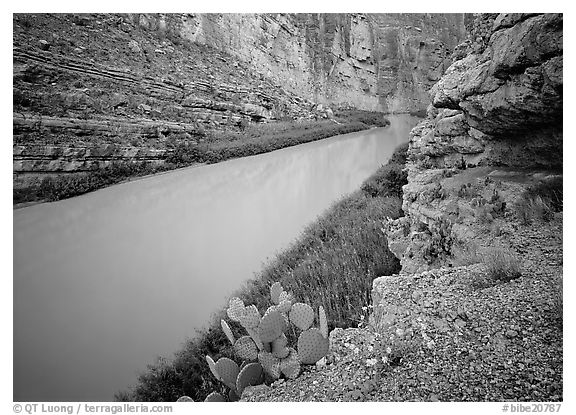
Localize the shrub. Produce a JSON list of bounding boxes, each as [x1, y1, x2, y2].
[[451, 239, 481, 267], [526, 177, 562, 212], [484, 248, 522, 282], [165, 142, 207, 165], [514, 176, 562, 224], [14, 162, 167, 204], [388, 143, 409, 165], [361, 164, 407, 198], [422, 217, 454, 264], [515, 195, 555, 225], [333, 109, 390, 127]]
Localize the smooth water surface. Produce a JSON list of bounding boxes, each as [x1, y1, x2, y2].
[[13, 115, 420, 401]]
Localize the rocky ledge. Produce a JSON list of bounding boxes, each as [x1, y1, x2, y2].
[[242, 214, 562, 401], [386, 13, 562, 273]]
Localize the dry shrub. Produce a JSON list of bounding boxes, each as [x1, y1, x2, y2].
[[484, 248, 522, 282]]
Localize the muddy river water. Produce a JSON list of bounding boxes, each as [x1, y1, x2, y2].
[[13, 115, 420, 401]]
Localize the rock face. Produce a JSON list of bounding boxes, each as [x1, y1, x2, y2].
[[13, 13, 466, 190], [383, 13, 563, 273], [167, 13, 466, 113]]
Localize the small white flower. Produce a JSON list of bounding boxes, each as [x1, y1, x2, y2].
[[368, 345, 374, 353], [381, 356, 388, 364], [386, 346, 392, 354], [353, 348, 360, 354], [362, 306, 368, 312]]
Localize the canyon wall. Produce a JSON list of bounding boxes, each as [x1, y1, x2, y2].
[[382, 13, 563, 273], [13, 13, 466, 191], [167, 13, 467, 113]]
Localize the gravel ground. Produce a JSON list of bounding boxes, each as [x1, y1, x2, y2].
[[242, 215, 563, 402]]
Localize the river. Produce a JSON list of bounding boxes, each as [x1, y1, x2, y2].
[[13, 114, 420, 401]]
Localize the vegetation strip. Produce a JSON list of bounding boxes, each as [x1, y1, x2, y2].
[[14, 110, 388, 205]]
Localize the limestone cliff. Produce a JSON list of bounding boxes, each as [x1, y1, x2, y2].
[[167, 13, 466, 113], [383, 13, 563, 273], [13, 13, 466, 193]]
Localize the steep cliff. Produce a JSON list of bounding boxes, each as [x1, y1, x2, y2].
[[383, 12, 563, 273], [13, 13, 466, 196], [171, 13, 466, 113]]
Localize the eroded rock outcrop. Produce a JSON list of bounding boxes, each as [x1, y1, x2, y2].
[[384, 13, 563, 273]]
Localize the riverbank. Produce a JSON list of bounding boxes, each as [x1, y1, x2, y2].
[[13, 110, 388, 206], [117, 142, 409, 402]]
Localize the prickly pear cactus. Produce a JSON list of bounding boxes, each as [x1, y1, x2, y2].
[[204, 392, 226, 402], [205, 355, 220, 381], [278, 290, 294, 303], [208, 281, 331, 401], [214, 357, 239, 390], [277, 299, 292, 314], [279, 348, 301, 379], [289, 302, 314, 330], [270, 282, 284, 305], [239, 304, 261, 329], [221, 319, 235, 345], [227, 297, 245, 322], [245, 326, 264, 351], [271, 333, 289, 358], [236, 362, 265, 396], [258, 351, 281, 379], [228, 388, 240, 402], [176, 396, 194, 402], [258, 309, 286, 342], [297, 328, 329, 364], [234, 336, 258, 361]]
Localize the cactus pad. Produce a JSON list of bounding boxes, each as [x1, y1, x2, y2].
[[214, 357, 239, 390], [227, 297, 245, 322], [289, 303, 314, 330], [205, 355, 220, 381], [236, 362, 265, 396], [271, 333, 289, 358], [279, 348, 301, 379], [258, 351, 281, 379], [264, 305, 277, 315], [270, 282, 284, 305], [278, 291, 294, 303], [277, 299, 292, 314], [319, 305, 328, 338], [245, 327, 264, 351], [204, 392, 226, 402], [234, 336, 258, 361], [176, 396, 194, 402], [257, 310, 286, 342], [239, 304, 261, 329], [272, 346, 289, 359], [221, 319, 235, 345], [228, 388, 240, 402], [297, 328, 329, 364]]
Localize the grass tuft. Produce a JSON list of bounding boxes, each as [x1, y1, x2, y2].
[[484, 248, 522, 282]]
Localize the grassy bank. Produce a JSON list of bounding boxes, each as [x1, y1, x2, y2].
[[117, 142, 409, 402], [14, 111, 389, 205]]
